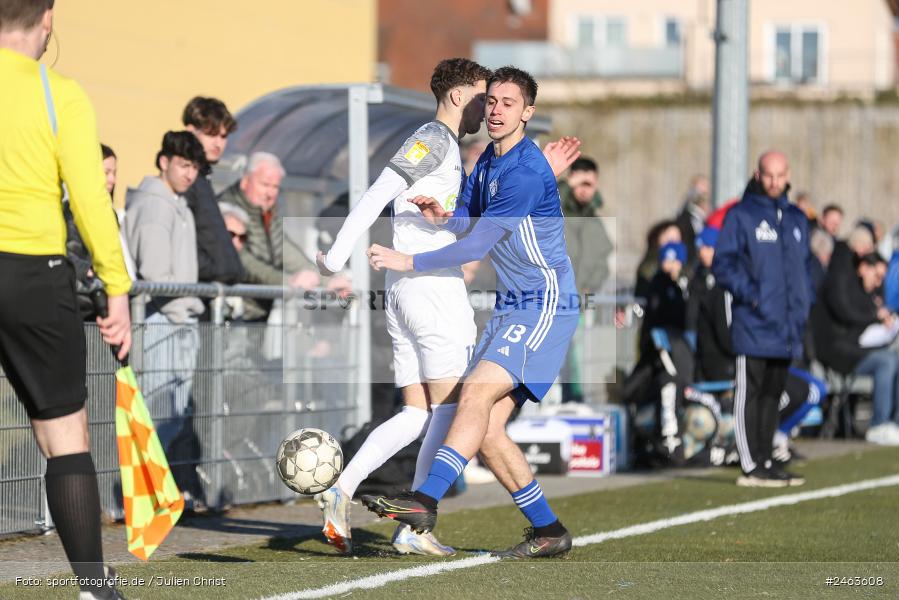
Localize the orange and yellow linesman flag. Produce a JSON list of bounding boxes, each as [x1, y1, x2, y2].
[[115, 366, 184, 560]]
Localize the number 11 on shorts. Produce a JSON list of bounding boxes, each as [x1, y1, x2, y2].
[[502, 324, 527, 344]]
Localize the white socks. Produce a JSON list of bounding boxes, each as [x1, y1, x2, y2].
[[335, 403, 461, 496], [413, 403, 458, 490], [337, 406, 430, 497]]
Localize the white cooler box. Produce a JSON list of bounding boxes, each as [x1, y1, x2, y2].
[[507, 413, 615, 476], [506, 418, 572, 474]]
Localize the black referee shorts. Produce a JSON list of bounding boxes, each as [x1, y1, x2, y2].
[[0, 251, 87, 420]]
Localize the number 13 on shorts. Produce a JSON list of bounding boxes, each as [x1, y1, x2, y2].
[[502, 324, 527, 344]]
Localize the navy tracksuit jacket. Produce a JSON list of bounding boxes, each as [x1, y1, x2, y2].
[[711, 181, 815, 360]]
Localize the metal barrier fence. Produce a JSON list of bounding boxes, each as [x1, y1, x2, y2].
[[0, 282, 363, 536], [0, 282, 639, 537], [578, 295, 641, 404]]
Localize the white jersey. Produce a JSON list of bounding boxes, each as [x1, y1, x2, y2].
[[384, 121, 475, 384], [385, 121, 463, 284], [321, 119, 475, 386], [322, 120, 464, 278]]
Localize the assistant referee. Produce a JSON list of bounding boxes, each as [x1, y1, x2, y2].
[[1, 2, 131, 598]]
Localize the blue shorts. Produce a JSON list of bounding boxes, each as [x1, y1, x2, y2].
[[467, 310, 579, 404]]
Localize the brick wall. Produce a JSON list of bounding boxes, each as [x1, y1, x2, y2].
[[379, 0, 548, 91]]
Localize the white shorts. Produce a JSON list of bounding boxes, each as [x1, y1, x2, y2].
[[385, 274, 477, 388]]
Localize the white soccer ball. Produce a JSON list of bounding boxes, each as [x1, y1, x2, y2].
[[276, 427, 344, 495]]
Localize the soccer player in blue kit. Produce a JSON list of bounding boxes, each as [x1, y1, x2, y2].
[[363, 66, 578, 559]]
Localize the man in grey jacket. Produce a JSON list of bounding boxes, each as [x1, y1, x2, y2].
[[559, 157, 612, 403], [217, 152, 320, 321], [125, 131, 206, 454]]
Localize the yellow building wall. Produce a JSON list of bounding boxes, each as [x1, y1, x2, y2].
[[45, 0, 376, 206], [749, 0, 893, 90]]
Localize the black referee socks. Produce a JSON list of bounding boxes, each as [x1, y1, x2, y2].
[[45, 452, 107, 593]]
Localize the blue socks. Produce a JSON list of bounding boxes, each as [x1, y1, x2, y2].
[[416, 445, 468, 501], [416, 450, 559, 533], [512, 480, 557, 528]]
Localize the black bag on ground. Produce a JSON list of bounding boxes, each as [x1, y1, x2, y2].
[[340, 421, 421, 497]]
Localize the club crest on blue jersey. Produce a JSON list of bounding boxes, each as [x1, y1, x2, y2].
[[489, 179, 498, 198]]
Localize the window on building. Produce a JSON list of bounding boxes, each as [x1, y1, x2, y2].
[[775, 28, 792, 79], [605, 17, 627, 47], [801, 30, 820, 81], [574, 15, 628, 48], [664, 17, 681, 47], [577, 16, 595, 48], [771, 24, 823, 84]]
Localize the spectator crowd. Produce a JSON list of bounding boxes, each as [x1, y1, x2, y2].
[[66, 96, 329, 326], [62, 97, 342, 505], [625, 151, 899, 485]]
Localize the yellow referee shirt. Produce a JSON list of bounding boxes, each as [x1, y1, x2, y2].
[[0, 48, 131, 296]]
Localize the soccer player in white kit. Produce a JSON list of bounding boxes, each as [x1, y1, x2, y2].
[[314, 59, 581, 556], [313, 58, 491, 556]]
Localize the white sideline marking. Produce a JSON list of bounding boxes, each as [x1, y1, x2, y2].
[[263, 555, 499, 600], [263, 474, 899, 600]]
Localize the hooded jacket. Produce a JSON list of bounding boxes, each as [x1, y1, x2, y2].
[[711, 179, 814, 359], [125, 176, 204, 323], [810, 243, 880, 374]]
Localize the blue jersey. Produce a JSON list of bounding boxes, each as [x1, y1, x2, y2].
[[464, 137, 578, 315]]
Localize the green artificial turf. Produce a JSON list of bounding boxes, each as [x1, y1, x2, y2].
[[2, 447, 897, 599]]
